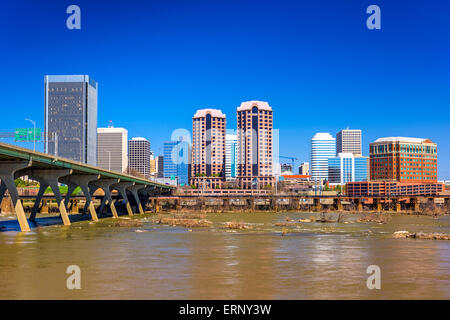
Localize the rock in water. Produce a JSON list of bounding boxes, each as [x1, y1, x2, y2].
[[393, 231, 411, 238]]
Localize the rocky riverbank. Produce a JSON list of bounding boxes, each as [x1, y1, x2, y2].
[[393, 231, 450, 240]]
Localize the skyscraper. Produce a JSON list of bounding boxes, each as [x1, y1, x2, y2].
[[156, 156, 164, 178], [369, 137, 438, 183], [225, 133, 238, 180], [164, 139, 189, 186], [127, 137, 150, 177], [310, 133, 336, 182], [190, 109, 226, 188], [336, 129, 362, 155], [328, 153, 368, 185], [97, 126, 128, 173], [44, 75, 98, 165], [237, 101, 274, 189]]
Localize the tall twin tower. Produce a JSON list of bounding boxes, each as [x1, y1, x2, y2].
[[190, 100, 274, 189]]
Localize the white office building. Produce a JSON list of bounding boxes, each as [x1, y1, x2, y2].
[[128, 137, 151, 177], [336, 129, 362, 155], [225, 133, 238, 179], [311, 132, 336, 182], [97, 126, 128, 173]]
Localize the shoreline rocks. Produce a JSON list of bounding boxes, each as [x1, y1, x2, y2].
[[154, 217, 212, 228], [223, 221, 252, 230], [393, 230, 450, 240], [114, 219, 144, 227]]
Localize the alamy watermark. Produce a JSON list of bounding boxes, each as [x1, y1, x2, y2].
[[66, 5, 81, 30], [366, 5, 381, 30], [66, 265, 81, 290], [366, 265, 381, 290]]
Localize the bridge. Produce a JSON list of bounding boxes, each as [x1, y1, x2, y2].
[[148, 194, 450, 214], [0, 142, 174, 232]]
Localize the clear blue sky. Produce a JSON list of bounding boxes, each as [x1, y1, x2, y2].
[[1, 0, 449, 178]]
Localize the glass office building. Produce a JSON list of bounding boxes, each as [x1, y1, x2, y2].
[[310, 133, 336, 182], [44, 75, 98, 165], [328, 153, 369, 185], [163, 140, 189, 186]]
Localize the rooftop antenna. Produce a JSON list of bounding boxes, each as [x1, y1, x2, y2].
[[108, 120, 114, 128]]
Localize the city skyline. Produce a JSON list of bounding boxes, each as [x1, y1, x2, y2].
[[1, 1, 449, 179]]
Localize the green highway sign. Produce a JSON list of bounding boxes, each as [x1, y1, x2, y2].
[[15, 128, 41, 142]]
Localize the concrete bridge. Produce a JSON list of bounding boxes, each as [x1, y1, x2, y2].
[[0, 142, 174, 232], [148, 194, 450, 214]]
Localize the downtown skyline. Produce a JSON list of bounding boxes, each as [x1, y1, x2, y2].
[[0, 0, 449, 178]]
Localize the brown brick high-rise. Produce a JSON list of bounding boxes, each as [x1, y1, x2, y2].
[[369, 137, 437, 183]]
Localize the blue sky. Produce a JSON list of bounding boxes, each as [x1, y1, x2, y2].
[[1, 0, 449, 178]]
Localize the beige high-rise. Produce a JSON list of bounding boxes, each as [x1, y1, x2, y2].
[[237, 101, 274, 189], [190, 108, 226, 188]]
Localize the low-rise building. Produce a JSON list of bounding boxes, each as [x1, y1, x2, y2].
[[346, 181, 444, 197], [328, 153, 368, 185]]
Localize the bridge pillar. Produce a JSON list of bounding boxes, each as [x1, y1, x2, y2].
[[29, 182, 48, 221], [223, 198, 230, 212], [0, 161, 31, 232], [355, 199, 363, 212], [111, 181, 134, 216], [272, 197, 279, 212], [412, 197, 420, 212], [60, 175, 100, 222], [139, 186, 155, 211], [40, 199, 49, 213], [295, 198, 301, 211], [175, 198, 181, 211], [127, 184, 146, 214], [200, 197, 206, 212], [374, 198, 382, 212], [155, 199, 161, 213], [71, 200, 79, 213], [335, 198, 343, 212], [313, 198, 321, 212], [395, 199, 402, 213], [250, 198, 255, 211], [0, 181, 7, 209], [89, 179, 119, 218], [26, 169, 72, 226]]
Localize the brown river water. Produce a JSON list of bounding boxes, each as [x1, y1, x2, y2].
[[0, 211, 449, 299]]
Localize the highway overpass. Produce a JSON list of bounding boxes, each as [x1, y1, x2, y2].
[[0, 142, 174, 232]]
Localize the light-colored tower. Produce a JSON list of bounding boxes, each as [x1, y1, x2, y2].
[[127, 137, 150, 178], [190, 109, 226, 188], [97, 126, 128, 173], [336, 129, 362, 155], [225, 133, 238, 180], [44, 75, 98, 165], [299, 162, 309, 176], [237, 101, 274, 189], [311, 133, 336, 182], [149, 151, 156, 177]]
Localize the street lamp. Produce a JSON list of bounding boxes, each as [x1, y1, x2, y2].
[[25, 118, 36, 152]]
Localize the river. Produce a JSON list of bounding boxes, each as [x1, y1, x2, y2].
[[0, 212, 449, 299]]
